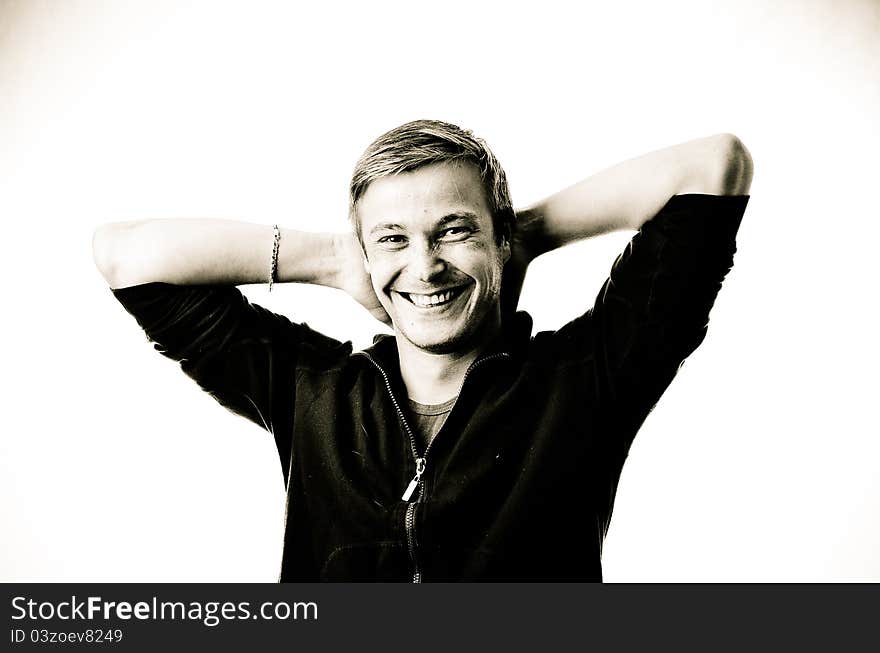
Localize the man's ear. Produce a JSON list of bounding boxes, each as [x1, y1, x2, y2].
[[499, 226, 512, 264]]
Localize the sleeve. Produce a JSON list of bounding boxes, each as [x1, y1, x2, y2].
[[556, 193, 749, 447], [110, 282, 348, 449]]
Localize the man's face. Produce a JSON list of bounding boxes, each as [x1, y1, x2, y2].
[[358, 161, 510, 355]]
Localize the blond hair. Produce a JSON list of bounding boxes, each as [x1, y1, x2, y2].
[[349, 120, 515, 246]]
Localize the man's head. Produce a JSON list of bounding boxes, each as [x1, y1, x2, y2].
[[349, 120, 515, 355], [349, 120, 515, 248]]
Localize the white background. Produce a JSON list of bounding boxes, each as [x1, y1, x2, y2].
[[2, 0, 877, 581]]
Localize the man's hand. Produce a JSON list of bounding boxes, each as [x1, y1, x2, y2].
[[500, 225, 537, 317], [334, 233, 391, 326]]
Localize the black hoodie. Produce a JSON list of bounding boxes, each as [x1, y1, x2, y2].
[[111, 193, 749, 581]]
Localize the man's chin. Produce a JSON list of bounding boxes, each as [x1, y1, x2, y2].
[[388, 300, 502, 356], [409, 338, 467, 356], [394, 325, 475, 356]]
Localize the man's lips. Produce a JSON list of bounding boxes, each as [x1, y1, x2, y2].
[[393, 283, 471, 309]]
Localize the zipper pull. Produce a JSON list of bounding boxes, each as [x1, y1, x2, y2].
[[401, 458, 426, 501]]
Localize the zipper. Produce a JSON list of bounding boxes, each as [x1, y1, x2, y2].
[[355, 352, 421, 493], [355, 351, 425, 583], [402, 457, 425, 502], [405, 502, 420, 583], [419, 352, 510, 474], [355, 349, 510, 583]]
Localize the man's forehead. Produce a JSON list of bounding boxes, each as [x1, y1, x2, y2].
[[358, 162, 490, 219]]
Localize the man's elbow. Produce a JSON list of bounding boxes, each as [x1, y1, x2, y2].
[[709, 133, 754, 195], [92, 221, 147, 288], [92, 223, 120, 287]]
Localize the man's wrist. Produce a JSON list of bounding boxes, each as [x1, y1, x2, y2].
[[513, 207, 554, 260], [326, 232, 363, 290]]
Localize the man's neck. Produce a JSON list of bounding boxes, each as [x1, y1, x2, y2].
[[396, 340, 481, 405], [393, 305, 506, 404]]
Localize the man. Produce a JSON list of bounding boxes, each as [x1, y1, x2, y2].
[[93, 120, 753, 581]]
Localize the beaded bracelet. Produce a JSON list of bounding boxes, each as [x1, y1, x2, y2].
[[268, 224, 281, 292]]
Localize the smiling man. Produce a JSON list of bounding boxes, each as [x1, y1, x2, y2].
[[94, 120, 752, 581], [358, 160, 510, 404], [362, 162, 506, 349]]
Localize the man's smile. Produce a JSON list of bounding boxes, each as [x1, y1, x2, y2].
[[393, 283, 471, 309]]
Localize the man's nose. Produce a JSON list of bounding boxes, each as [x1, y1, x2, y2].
[[409, 241, 446, 282]]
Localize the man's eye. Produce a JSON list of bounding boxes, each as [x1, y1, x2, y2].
[[440, 227, 472, 239], [377, 235, 406, 245]]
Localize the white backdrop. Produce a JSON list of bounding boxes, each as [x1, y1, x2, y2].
[[2, 0, 877, 581]]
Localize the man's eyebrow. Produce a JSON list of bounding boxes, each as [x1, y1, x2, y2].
[[436, 212, 480, 227], [369, 222, 407, 236], [368, 213, 479, 236]]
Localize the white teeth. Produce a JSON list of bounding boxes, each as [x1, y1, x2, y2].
[[407, 289, 456, 307]]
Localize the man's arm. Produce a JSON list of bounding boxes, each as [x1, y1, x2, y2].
[[93, 219, 329, 288], [500, 134, 752, 313], [515, 133, 753, 258], [92, 221, 384, 473], [92, 220, 388, 322]]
